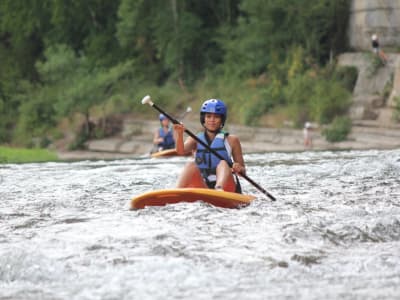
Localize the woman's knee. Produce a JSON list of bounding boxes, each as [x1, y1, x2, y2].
[[216, 160, 230, 171], [178, 161, 205, 188], [184, 161, 198, 173]]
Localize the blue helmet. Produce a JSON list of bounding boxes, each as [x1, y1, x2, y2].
[[159, 114, 168, 121], [200, 99, 227, 127]]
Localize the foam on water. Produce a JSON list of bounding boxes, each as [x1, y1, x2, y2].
[[1, 149, 399, 299]]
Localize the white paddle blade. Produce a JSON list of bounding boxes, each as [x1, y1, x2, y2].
[[141, 95, 154, 106]]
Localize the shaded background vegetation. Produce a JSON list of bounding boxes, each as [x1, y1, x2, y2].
[[0, 0, 355, 148]]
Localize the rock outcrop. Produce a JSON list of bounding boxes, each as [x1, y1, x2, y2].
[[338, 52, 400, 126], [348, 0, 400, 51]]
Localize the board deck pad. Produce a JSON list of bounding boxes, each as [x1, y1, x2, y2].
[[131, 188, 255, 209]]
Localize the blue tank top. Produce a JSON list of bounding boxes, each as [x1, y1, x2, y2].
[[195, 131, 232, 185], [158, 128, 175, 149]]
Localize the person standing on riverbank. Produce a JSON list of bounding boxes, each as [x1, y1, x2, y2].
[[303, 122, 313, 148], [371, 34, 387, 65]]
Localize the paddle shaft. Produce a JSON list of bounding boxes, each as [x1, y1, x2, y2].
[[148, 102, 276, 201]]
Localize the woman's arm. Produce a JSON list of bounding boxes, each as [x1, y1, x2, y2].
[[173, 124, 196, 155], [228, 135, 246, 175], [153, 129, 162, 144]]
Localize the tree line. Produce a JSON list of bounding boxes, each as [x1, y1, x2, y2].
[[0, 0, 353, 148]]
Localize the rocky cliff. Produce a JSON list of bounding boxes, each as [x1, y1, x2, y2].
[[344, 0, 400, 128], [348, 0, 400, 51], [338, 53, 400, 127]]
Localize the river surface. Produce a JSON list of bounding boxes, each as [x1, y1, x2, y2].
[[1, 149, 400, 300]]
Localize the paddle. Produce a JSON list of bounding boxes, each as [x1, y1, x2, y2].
[[179, 106, 192, 120], [141, 95, 276, 201]]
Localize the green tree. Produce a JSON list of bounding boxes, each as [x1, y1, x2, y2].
[[220, 0, 350, 77], [116, 0, 240, 84], [0, 0, 353, 146], [284, 72, 351, 126], [0, 0, 52, 81], [47, 0, 122, 67], [13, 82, 58, 147], [36, 44, 134, 137]]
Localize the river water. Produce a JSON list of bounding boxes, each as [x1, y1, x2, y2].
[[1, 149, 400, 300]]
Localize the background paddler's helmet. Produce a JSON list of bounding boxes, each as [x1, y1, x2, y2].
[[200, 99, 227, 128], [159, 114, 168, 122]]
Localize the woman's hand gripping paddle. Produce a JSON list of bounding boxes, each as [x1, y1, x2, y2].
[[141, 95, 276, 201]]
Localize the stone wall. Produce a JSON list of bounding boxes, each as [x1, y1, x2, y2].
[[338, 52, 400, 126], [348, 0, 400, 51]]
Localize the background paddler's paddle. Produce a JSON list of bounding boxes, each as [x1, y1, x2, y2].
[[141, 95, 276, 201], [179, 106, 192, 120]]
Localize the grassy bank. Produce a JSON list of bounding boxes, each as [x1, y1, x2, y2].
[[0, 146, 59, 163]]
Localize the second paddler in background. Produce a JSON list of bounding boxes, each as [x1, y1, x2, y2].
[[173, 99, 245, 193], [152, 113, 175, 153]]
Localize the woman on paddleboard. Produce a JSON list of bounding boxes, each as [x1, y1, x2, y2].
[[173, 99, 246, 193], [152, 114, 175, 153]]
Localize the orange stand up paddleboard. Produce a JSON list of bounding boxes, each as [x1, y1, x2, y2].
[[131, 188, 255, 209]]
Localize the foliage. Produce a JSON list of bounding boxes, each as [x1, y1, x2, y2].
[[12, 82, 58, 147], [242, 85, 279, 126], [284, 69, 351, 126], [0, 146, 58, 163], [283, 74, 316, 126], [365, 52, 385, 77], [322, 116, 352, 142], [0, 0, 353, 147], [0, 0, 51, 81], [220, 0, 350, 77], [309, 79, 352, 124], [116, 0, 239, 84], [34, 44, 137, 147], [331, 66, 358, 92], [0, 95, 14, 143]]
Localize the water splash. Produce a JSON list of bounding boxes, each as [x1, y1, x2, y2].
[[0, 149, 399, 299]]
